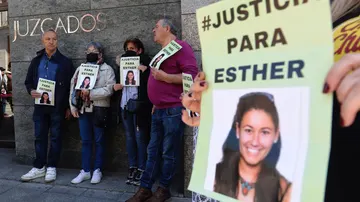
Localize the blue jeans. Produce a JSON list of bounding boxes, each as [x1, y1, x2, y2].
[[33, 108, 63, 168], [79, 112, 105, 172], [140, 106, 184, 189], [121, 109, 148, 170]]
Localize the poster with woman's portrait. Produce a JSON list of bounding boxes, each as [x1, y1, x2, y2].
[[75, 63, 99, 90], [120, 56, 140, 87], [206, 88, 309, 202], [35, 78, 55, 106], [149, 40, 182, 69], [189, 1, 333, 202]]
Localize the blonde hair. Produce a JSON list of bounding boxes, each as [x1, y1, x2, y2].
[[331, 0, 360, 23]]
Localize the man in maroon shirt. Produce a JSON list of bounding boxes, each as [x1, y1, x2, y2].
[[126, 17, 198, 202]]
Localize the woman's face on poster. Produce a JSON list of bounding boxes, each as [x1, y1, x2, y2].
[[237, 109, 279, 166], [84, 78, 90, 85], [43, 93, 49, 100], [156, 55, 163, 62], [128, 72, 134, 80]]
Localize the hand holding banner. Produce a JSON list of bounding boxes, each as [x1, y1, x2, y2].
[[189, 1, 333, 202], [75, 63, 99, 90]]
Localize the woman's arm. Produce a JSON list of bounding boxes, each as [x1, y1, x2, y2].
[[90, 66, 116, 101]]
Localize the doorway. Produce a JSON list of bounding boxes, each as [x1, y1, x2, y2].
[[0, 0, 14, 148]]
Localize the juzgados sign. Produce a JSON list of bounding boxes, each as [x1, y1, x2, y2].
[[12, 13, 107, 42]]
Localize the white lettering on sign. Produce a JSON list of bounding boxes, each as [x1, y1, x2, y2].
[[12, 13, 107, 42]]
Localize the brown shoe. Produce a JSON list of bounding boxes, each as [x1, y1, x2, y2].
[[126, 187, 152, 202], [145, 187, 171, 202]]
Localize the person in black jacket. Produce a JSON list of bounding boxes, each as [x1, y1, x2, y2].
[[21, 29, 74, 183], [114, 37, 153, 186]]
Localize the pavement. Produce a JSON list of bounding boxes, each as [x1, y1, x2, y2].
[[0, 148, 191, 202]]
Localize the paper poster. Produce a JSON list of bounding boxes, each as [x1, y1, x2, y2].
[[75, 63, 99, 90], [35, 78, 56, 106], [120, 56, 140, 87], [150, 40, 182, 69], [189, 1, 333, 202], [182, 73, 198, 117]]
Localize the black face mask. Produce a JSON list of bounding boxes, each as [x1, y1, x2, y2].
[[124, 50, 138, 57], [86, 53, 99, 63]]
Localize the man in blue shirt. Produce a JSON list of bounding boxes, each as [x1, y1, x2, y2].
[[22, 29, 74, 183]]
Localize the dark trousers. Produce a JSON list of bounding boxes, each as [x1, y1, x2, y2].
[[78, 112, 105, 172], [33, 108, 63, 168], [140, 106, 184, 189], [121, 109, 148, 170]]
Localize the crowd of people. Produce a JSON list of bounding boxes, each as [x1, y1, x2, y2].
[[21, 17, 198, 202]]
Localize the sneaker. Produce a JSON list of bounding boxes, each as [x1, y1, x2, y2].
[[125, 187, 152, 202], [71, 170, 91, 184], [126, 167, 137, 185], [132, 169, 144, 186], [146, 187, 171, 202], [91, 169, 102, 184], [20, 167, 46, 182], [45, 167, 57, 183]]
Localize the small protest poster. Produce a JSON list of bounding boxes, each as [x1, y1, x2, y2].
[[120, 56, 140, 87], [150, 40, 182, 69], [182, 73, 198, 117], [189, 1, 333, 202], [35, 78, 56, 106], [75, 63, 99, 90]]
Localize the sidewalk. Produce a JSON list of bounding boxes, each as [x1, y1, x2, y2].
[[0, 149, 190, 202]]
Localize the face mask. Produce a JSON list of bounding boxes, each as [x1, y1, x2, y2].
[[125, 50, 138, 56], [86, 53, 99, 63]]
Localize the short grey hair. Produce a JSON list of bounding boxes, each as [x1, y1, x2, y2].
[[86, 42, 104, 54], [160, 17, 178, 36], [41, 28, 57, 39]]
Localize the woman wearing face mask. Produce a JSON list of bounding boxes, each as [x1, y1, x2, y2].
[[114, 37, 153, 186], [69, 42, 116, 184], [182, 1, 360, 201]]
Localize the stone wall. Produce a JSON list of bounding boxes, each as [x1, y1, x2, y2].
[[9, 0, 182, 171]]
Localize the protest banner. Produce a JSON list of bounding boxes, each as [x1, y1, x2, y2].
[[189, 0, 333, 202], [75, 63, 99, 90], [150, 40, 182, 69], [35, 78, 56, 106], [120, 56, 140, 87]]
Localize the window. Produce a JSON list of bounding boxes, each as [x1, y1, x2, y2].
[[0, 10, 7, 27]]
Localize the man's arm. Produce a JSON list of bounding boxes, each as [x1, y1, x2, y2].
[[164, 73, 182, 84], [24, 60, 35, 95], [179, 42, 199, 79]]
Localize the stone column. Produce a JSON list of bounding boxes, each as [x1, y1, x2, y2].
[[181, 0, 219, 197]]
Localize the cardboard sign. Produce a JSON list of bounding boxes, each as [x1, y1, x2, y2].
[[120, 56, 140, 87], [75, 63, 99, 90], [150, 40, 182, 69], [35, 78, 56, 106]]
